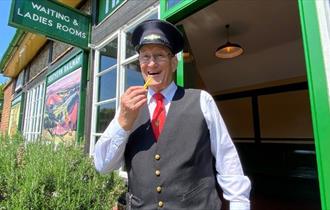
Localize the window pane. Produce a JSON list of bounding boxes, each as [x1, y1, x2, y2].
[[98, 69, 117, 101], [125, 27, 136, 59], [100, 38, 118, 72], [167, 0, 182, 9], [96, 102, 116, 133], [23, 82, 45, 141], [125, 60, 144, 89], [125, 13, 158, 59]]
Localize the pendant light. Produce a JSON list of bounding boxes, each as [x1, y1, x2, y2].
[[215, 24, 243, 59]]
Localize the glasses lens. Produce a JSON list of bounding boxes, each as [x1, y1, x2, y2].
[[139, 53, 171, 64]]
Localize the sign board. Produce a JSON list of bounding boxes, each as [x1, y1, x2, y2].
[[9, 0, 90, 49], [47, 52, 83, 85]]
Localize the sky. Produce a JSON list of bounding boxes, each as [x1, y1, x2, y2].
[[0, 0, 16, 85]]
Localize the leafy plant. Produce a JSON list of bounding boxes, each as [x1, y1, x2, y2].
[[0, 135, 126, 210]]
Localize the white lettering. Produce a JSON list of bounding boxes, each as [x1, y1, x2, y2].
[[24, 12, 31, 19], [31, 1, 70, 22], [17, 8, 23, 16], [31, 2, 42, 10], [56, 23, 87, 39]]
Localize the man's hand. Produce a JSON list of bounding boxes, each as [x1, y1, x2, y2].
[[118, 86, 147, 131]]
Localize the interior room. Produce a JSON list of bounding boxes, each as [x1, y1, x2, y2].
[[178, 1, 320, 209]]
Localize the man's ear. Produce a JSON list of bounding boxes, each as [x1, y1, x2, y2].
[[171, 56, 178, 73]]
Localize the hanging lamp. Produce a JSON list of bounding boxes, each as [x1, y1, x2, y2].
[[215, 24, 243, 59]]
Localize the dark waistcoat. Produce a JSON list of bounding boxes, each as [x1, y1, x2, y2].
[[124, 87, 221, 210]]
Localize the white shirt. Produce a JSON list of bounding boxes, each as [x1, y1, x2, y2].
[[94, 82, 251, 210]]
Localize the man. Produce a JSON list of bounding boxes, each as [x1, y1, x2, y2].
[[94, 19, 251, 210]]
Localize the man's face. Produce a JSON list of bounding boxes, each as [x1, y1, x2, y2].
[[139, 44, 178, 92]]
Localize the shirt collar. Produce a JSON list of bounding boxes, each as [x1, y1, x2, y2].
[[147, 81, 177, 104]]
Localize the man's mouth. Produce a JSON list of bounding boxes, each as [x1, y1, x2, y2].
[[148, 71, 161, 76]]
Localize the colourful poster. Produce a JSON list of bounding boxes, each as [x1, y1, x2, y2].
[[43, 68, 81, 143], [8, 102, 21, 136]]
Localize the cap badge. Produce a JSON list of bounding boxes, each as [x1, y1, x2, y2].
[[143, 34, 161, 41]]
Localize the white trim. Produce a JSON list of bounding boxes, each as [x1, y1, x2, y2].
[[95, 98, 117, 106], [96, 65, 118, 77], [90, 50, 100, 155], [94, 31, 119, 50], [118, 27, 125, 105], [121, 54, 139, 66], [316, 0, 330, 100]]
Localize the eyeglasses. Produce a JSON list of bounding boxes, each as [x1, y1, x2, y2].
[[138, 53, 172, 64]]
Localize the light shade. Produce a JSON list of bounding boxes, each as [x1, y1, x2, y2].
[[215, 24, 243, 59], [215, 42, 243, 59], [182, 51, 194, 63]]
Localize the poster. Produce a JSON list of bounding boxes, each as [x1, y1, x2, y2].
[[43, 68, 81, 143], [8, 101, 21, 136]]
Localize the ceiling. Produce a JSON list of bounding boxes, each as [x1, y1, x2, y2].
[[179, 0, 306, 94]]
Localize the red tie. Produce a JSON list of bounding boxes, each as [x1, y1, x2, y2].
[[151, 93, 166, 140]]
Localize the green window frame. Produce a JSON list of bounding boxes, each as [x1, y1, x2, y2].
[[160, 0, 215, 23], [298, 1, 330, 209], [98, 0, 126, 23]]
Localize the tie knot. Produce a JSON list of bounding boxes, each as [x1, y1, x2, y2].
[[153, 93, 164, 101]]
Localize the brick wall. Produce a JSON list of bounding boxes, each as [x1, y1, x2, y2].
[[0, 81, 13, 135]]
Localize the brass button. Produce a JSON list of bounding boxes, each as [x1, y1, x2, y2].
[[155, 154, 160, 160], [156, 186, 162, 193], [155, 170, 160, 176], [158, 201, 164, 207]]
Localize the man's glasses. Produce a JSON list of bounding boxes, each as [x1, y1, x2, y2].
[[138, 53, 172, 64]]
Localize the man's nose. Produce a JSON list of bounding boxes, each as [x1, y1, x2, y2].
[[147, 57, 158, 66]]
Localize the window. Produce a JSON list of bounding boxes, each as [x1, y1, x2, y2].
[[23, 82, 46, 142], [15, 70, 24, 92], [90, 5, 159, 154], [98, 0, 126, 23]]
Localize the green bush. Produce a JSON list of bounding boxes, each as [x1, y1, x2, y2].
[[0, 135, 126, 210]]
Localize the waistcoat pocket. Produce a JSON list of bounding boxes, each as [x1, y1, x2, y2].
[[126, 192, 144, 210], [181, 179, 210, 202]]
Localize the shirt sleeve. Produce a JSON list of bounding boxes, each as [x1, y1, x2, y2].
[[93, 114, 130, 174], [200, 90, 251, 210]]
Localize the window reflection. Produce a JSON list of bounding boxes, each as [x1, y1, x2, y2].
[[98, 69, 117, 102], [125, 13, 158, 59], [125, 28, 136, 59], [96, 102, 116, 133], [167, 0, 182, 9], [100, 38, 118, 72], [125, 60, 144, 89], [94, 135, 101, 143]]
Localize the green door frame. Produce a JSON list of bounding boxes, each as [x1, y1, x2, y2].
[[298, 1, 330, 209], [161, 0, 330, 209], [160, 0, 216, 87]]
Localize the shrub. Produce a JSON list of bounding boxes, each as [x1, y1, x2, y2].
[[0, 135, 126, 210]]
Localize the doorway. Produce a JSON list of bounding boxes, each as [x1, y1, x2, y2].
[[177, 1, 321, 209]]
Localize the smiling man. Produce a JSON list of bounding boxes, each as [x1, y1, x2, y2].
[[94, 19, 251, 210]]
